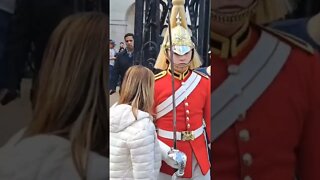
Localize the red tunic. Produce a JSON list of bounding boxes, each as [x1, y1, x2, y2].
[[211, 26, 320, 180], [154, 70, 211, 178]]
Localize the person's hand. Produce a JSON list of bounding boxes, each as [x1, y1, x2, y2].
[[109, 89, 116, 95], [0, 88, 20, 105]]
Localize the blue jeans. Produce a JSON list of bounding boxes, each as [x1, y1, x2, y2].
[[0, 10, 12, 88]]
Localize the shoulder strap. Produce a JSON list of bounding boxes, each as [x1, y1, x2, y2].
[[212, 31, 291, 140]]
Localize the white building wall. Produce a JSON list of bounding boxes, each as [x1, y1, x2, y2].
[[110, 0, 135, 50]]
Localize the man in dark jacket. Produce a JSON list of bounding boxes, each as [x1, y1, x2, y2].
[[109, 33, 135, 95]]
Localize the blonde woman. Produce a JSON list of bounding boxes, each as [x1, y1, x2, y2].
[[110, 65, 161, 179], [0, 12, 108, 180]]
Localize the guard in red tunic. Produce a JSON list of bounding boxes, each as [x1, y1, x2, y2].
[[154, 0, 211, 179], [211, 0, 320, 179]]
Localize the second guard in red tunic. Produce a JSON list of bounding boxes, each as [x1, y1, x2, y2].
[[211, 0, 320, 179]]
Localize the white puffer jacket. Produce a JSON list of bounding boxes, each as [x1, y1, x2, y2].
[[110, 103, 162, 179]]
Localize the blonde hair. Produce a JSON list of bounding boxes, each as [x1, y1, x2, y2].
[[25, 12, 108, 179], [118, 65, 155, 118]]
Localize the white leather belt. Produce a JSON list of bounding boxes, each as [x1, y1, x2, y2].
[[157, 125, 204, 141]]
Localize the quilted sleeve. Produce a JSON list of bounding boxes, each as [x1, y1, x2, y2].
[[127, 124, 157, 180]]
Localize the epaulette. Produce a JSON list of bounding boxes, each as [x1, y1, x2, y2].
[[262, 26, 314, 54], [155, 71, 167, 80], [194, 69, 209, 79]]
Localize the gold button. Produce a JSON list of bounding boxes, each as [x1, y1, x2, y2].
[[244, 176, 252, 180], [186, 117, 190, 121], [185, 102, 189, 106], [186, 110, 190, 115], [239, 129, 250, 142], [242, 153, 253, 167], [187, 124, 190, 129]]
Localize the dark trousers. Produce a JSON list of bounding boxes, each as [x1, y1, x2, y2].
[[109, 65, 114, 90]]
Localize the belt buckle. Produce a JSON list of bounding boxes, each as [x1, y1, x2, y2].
[[181, 131, 195, 141]]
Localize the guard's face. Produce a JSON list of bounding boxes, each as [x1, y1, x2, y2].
[[168, 49, 193, 72], [212, 0, 255, 13]]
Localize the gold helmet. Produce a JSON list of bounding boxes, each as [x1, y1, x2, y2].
[[154, 0, 202, 70], [163, 19, 195, 55]]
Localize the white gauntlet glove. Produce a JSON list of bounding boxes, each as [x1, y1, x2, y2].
[[168, 148, 187, 176], [158, 140, 187, 176]]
